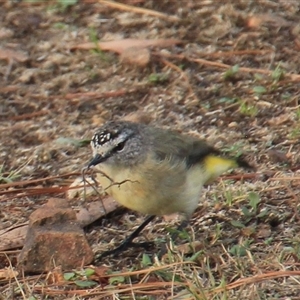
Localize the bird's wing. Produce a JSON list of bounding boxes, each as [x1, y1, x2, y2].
[[148, 127, 218, 168]]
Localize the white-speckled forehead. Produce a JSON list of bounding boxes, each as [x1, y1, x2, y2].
[[92, 131, 112, 145], [92, 127, 122, 146], [90, 125, 135, 156]]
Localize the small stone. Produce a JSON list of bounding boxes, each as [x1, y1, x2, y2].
[[228, 122, 238, 128], [120, 47, 150, 67], [0, 28, 14, 39], [18, 69, 37, 84], [29, 198, 76, 227], [18, 198, 94, 273]]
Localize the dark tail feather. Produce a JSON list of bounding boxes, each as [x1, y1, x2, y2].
[[236, 156, 255, 170]]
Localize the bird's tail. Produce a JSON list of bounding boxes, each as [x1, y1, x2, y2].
[[235, 156, 254, 170], [203, 154, 253, 184]]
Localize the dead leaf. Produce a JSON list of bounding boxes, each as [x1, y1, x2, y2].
[[72, 38, 181, 54], [241, 226, 256, 237], [267, 149, 288, 163], [176, 241, 204, 254], [94, 265, 110, 277], [0, 47, 28, 62], [0, 268, 19, 280], [256, 225, 272, 239], [268, 114, 291, 126], [46, 266, 64, 285], [246, 14, 291, 29], [0, 28, 14, 39], [99, 0, 179, 22], [295, 38, 300, 51], [120, 47, 150, 66]]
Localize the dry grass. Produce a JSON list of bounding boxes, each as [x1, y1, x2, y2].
[[1, 0, 300, 299]]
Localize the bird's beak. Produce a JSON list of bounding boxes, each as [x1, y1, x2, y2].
[[88, 154, 105, 168]]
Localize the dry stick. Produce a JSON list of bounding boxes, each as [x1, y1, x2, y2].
[[24, 89, 136, 102], [209, 270, 300, 296], [221, 172, 262, 181], [0, 186, 69, 198], [64, 89, 133, 101], [154, 52, 300, 82], [32, 281, 186, 297], [98, 0, 180, 22], [269, 176, 300, 181], [81, 167, 108, 215], [4, 253, 27, 299], [87, 282, 185, 297], [0, 250, 21, 254], [199, 49, 274, 58], [9, 110, 49, 121], [111, 260, 195, 278], [0, 172, 80, 189], [0, 85, 19, 93]]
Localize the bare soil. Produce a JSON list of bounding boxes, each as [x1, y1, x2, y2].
[[1, 0, 300, 299]]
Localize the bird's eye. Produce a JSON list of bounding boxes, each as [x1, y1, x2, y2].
[[115, 141, 126, 152]]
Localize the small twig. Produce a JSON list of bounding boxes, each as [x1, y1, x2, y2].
[[0, 85, 19, 93], [105, 179, 139, 190], [196, 49, 274, 58], [221, 171, 276, 181], [64, 89, 134, 101], [220, 172, 261, 181], [209, 270, 300, 296], [81, 167, 107, 215], [98, 0, 180, 22], [4, 253, 26, 299], [0, 172, 81, 189], [21, 89, 140, 103], [9, 109, 49, 121], [86, 167, 138, 191], [0, 186, 69, 197], [269, 176, 300, 181], [154, 52, 300, 82]]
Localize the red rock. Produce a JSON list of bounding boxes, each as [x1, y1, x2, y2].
[[18, 198, 94, 273]]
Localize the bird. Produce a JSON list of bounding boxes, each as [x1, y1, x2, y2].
[[87, 120, 252, 258]]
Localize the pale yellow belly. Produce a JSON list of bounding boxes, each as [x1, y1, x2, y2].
[[95, 158, 206, 217]]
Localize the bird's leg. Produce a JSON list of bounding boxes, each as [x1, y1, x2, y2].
[[171, 219, 189, 241], [158, 219, 190, 258], [96, 215, 156, 260]]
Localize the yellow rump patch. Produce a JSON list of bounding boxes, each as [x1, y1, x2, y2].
[[203, 155, 237, 182]]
